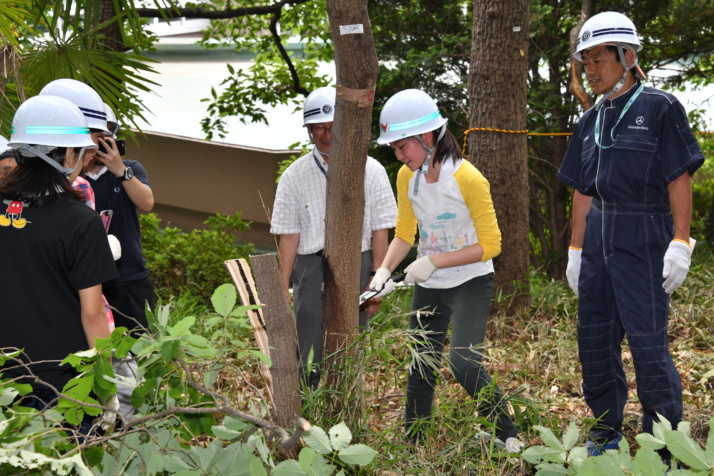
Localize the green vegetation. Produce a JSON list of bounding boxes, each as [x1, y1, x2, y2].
[[1, 247, 712, 474], [140, 212, 255, 304]]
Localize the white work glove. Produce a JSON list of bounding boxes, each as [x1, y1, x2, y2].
[[368, 267, 396, 299], [566, 248, 582, 296], [113, 355, 139, 419], [404, 256, 437, 285], [107, 234, 122, 261], [662, 240, 693, 294], [96, 394, 120, 430]]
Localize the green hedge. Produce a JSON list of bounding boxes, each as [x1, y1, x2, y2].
[[140, 212, 255, 304]]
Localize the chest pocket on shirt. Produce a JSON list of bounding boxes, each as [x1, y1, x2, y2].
[[613, 134, 657, 153], [299, 199, 321, 229], [610, 134, 659, 199]]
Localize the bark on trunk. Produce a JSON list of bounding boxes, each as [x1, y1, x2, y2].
[[99, 0, 124, 52], [249, 254, 302, 430], [322, 0, 378, 403], [468, 0, 531, 314]]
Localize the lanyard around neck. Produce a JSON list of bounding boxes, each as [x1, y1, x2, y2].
[[595, 84, 644, 149], [312, 148, 327, 176]]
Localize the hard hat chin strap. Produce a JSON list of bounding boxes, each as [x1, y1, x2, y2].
[[594, 43, 639, 111], [414, 123, 447, 176], [413, 125, 445, 196], [18, 145, 85, 178]]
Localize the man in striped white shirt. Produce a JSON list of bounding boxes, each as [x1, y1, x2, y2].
[[271, 86, 397, 389]]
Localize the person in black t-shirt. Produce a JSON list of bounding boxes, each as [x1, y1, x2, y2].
[[0, 95, 117, 422]]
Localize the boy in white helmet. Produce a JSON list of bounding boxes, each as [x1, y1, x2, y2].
[[557, 12, 704, 460], [270, 86, 397, 390]]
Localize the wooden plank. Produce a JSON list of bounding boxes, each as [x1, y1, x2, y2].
[[224, 258, 273, 403]]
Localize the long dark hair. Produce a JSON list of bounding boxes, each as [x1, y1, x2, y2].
[[431, 127, 462, 166], [0, 148, 82, 206]]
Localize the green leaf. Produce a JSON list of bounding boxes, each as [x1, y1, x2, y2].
[[633, 447, 669, 475], [223, 416, 251, 433], [181, 334, 210, 348], [635, 432, 666, 451], [212, 425, 243, 441], [329, 422, 352, 452], [272, 459, 306, 476], [337, 444, 377, 466], [652, 413, 672, 441], [168, 316, 196, 337], [161, 339, 180, 363], [533, 463, 569, 475], [297, 446, 319, 474], [303, 426, 332, 455], [562, 421, 579, 450], [211, 441, 267, 476], [0, 386, 20, 406], [535, 424, 565, 452], [212, 283, 237, 317], [522, 446, 565, 464], [664, 429, 710, 470], [144, 444, 165, 475]]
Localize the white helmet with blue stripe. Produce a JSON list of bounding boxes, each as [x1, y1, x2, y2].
[[574, 12, 642, 62], [377, 89, 447, 145], [303, 87, 335, 125], [574, 12, 646, 109], [39, 78, 108, 132], [8, 95, 97, 177]]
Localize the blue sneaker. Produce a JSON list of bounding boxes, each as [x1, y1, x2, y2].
[[585, 433, 622, 457]]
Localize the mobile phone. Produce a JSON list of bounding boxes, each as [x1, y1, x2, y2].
[[98, 139, 126, 156]]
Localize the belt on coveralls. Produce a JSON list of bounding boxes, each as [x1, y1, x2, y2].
[[592, 198, 670, 215]]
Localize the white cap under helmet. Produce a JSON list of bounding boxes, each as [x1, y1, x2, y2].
[[8, 95, 97, 177], [574, 12, 642, 62], [303, 87, 335, 125], [39, 78, 108, 132], [377, 89, 447, 145]]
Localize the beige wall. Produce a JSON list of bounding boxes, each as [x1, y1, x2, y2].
[[129, 131, 294, 250]]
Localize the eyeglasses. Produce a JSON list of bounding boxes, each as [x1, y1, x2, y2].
[[311, 124, 332, 136]]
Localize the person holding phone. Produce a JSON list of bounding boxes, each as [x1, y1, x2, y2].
[[82, 103, 155, 335]]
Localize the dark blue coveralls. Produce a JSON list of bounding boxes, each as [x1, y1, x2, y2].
[[558, 80, 704, 442]]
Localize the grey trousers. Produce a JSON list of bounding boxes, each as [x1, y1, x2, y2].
[[292, 251, 372, 389], [405, 273, 518, 442]]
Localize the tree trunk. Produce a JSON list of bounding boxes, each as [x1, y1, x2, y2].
[[322, 0, 378, 405], [569, 0, 595, 111], [99, 0, 124, 52], [249, 254, 302, 431], [468, 0, 531, 314]]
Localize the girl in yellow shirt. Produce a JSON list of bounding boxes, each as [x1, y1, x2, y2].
[[370, 89, 521, 451]]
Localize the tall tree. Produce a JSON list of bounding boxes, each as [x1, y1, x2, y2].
[[322, 0, 379, 401], [468, 0, 531, 312]]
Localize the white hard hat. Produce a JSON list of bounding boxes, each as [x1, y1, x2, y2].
[[303, 87, 335, 125], [9, 96, 96, 150], [39, 78, 108, 131], [104, 102, 120, 135], [574, 12, 642, 62], [377, 89, 447, 145], [8, 95, 97, 177]]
